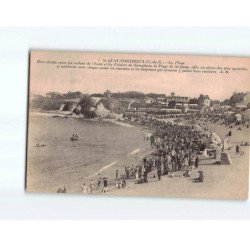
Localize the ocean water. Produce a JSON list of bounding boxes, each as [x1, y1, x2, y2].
[[26, 114, 147, 193]]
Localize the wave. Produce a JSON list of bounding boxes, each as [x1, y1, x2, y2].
[[30, 111, 71, 117], [105, 119, 134, 128], [87, 161, 118, 178], [129, 148, 140, 155], [87, 148, 141, 179]]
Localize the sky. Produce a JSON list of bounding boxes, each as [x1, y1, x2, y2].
[[30, 51, 250, 100]]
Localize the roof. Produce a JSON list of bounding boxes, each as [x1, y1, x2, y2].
[[235, 103, 247, 108], [146, 93, 166, 98], [64, 98, 81, 103], [91, 97, 102, 105]]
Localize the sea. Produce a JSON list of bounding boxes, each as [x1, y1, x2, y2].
[[26, 113, 149, 193]]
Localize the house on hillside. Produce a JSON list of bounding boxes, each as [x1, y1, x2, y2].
[[188, 103, 199, 109], [145, 97, 154, 104], [243, 92, 250, 106], [156, 94, 167, 102], [165, 92, 189, 104], [198, 94, 210, 108], [235, 103, 247, 110]]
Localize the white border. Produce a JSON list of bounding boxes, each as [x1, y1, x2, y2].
[[0, 221, 249, 250], [0, 0, 250, 26]]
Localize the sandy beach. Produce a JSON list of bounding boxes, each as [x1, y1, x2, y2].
[[101, 120, 249, 200]]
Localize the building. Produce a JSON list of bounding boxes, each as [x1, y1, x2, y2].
[[189, 103, 199, 109], [164, 92, 189, 104], [154, 92, 189, 109], [243, 92, 250, 106], [228, 92, 250, 107], [145, 97, 154, 104], [235, 103, 247, 109], [203, 98, 211, 107], [198, 94, 210, 108]]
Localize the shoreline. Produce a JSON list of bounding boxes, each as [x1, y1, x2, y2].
[[30, 110, 134, 127]]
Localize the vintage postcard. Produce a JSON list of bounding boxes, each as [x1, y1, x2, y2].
[[26, 50, 250, 199]]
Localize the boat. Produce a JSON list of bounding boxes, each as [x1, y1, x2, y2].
[[34, 143, 46, 147], [70, 134, 78, 141]]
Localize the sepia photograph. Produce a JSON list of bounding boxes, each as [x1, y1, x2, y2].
[[26, 50, 250, 199], [1, 5, 250, 250]]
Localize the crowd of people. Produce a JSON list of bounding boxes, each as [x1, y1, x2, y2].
[[121, 118, 207, 185], [121, 110, 248, 186]]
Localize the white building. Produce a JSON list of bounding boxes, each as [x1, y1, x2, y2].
[[203, 98, 211, 107]]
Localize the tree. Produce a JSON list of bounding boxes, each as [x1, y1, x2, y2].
[[46, 92, 62, 99], [229, 92, 246, 107], [111, 91, 145, 99], [62, 91, 82, 99], [90, 93, 104, 97], [78, 95, 95, 117], [104, 89, 112, 99], [31, 94, 63, 110], [146, 93, 166, 99]]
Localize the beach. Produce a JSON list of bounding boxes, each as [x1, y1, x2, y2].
[[26, 111, 249, 200], [108, 119, 249, 200]]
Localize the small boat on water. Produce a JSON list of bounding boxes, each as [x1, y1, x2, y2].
[[34, 143, 46, 147], [70, 134, 78, 141]]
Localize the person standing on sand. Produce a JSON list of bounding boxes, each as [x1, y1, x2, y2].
[[184, 157, 189, 170], [115, 180, 119, 189], [128, 166, 131, 179], [143, 168, 148, 183], [149, 158, 153, 172], [195, 156, 199, 168], [135, 167, 139, 180], [116, 170, 119, 180], [150, 136, 154, 148], [89, 180, 94, 194], [125, 166, 129, 179], [81, 183, 88, 194], [102, 178, 109, 193], [157, 166, 162, 181], [122, 179, 126, 188], [154, 157, 158, 169], [96, 177, 102, 190], [118, 179, 122, 189], [163, 159, 168, 175]]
